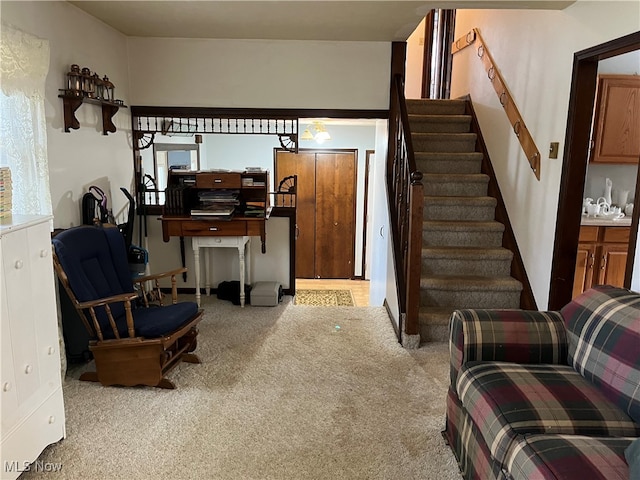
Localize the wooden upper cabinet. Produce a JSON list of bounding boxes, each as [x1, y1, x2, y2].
[[590, 74, 640, 164]]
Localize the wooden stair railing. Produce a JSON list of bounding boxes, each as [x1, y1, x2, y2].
[[387, 73, 423, 343], [452, 28, 542, 180]]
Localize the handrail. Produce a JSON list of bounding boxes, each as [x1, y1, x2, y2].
[[452, 28, 541, 180], [387, 74, 423, 341]]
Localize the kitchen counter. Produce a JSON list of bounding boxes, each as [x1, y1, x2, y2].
[[580, 215, 632, 227]]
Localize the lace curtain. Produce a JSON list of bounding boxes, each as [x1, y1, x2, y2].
[[0, 22, 52, 216]]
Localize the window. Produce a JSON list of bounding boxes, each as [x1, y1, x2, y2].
[[0, 23, 52, 217]]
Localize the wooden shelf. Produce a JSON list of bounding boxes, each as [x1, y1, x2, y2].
[[58, 94, 127, 135]]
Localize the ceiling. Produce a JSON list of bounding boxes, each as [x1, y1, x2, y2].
[[69, 0, 576, 42]]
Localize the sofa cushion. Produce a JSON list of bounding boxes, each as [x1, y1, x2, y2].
[[457, 361, 640, 465], [504, 434, 634, 480], [561, 286, 640, 424]]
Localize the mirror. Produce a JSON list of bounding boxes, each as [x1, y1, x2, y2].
[[143, 143, 200, 206]]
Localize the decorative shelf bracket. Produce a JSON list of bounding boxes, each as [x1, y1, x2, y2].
[[59, 94, 127, 135]]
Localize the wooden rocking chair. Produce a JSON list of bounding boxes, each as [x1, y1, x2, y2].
[[52, 225, 203, 389]]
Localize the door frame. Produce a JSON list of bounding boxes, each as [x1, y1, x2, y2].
[[549, 30, 640, 310], [274, 148, 360, 279]]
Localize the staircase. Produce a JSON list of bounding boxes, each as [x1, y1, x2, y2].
[[406, 99, 523, 343]]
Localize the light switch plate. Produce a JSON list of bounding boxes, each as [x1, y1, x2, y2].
[[549, 142, 559, 159]]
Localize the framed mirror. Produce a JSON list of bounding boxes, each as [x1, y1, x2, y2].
[[143, 143, 200, 206]]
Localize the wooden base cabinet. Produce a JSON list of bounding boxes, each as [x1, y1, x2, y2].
[[572, 225, 629, 298], [1, 215, 65, 479]]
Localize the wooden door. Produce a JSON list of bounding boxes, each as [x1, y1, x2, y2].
[[275, 151, 316, 278], [590, 75, 640, 164], [315, 152, 356, 278], [275, 150, 357, 279]]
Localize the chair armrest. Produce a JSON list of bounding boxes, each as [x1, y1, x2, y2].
[[134, 267, 187, 283], [449, 309, 568, 387], [76, 292, 139, 310], [133, 267, 187, 306]]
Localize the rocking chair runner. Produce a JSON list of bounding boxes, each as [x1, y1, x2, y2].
[[52, 225, 203, 389]]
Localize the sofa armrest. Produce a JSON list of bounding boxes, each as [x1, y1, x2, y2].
[[449, 309, 568, 386]]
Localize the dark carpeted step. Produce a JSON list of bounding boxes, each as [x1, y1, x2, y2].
[[422, 246, 513, 276], [408, 114, 472, 133], [415, 152, 483, 175], [423, 173, 489, 197], [418, 307, 455, 343], [420, 275, 522, 309], [423, 196, 497, 221], [423, 220, 505, 247], [412, 133, 477, 153], [406, 99, 466, 116]]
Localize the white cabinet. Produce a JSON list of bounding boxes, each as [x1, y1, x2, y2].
[[1, 215, 65, 479]]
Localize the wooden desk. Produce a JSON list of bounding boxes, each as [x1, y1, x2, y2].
[[192, 236, 251, 307], [160, 170, 269, 303]]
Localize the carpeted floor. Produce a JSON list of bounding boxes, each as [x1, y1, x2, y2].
[[294, 289, 355, 306], [22, 295, 461, 480]]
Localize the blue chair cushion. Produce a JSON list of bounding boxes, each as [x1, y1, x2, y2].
[[104, 301, 199, 339]]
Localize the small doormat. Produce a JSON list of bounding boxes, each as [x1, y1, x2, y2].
[[294, 289, 355, 307]]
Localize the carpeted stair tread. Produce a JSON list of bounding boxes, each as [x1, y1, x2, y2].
[[422, 220, 506, 247], [424, 173, 489, 197], [406, 99, 466, 115], [419, 307, 456, 326], [423, 173, 489, 183], [423, 220, 505, 232], [415, 152, 483, 174], [412, 133, 477, 153], [422, 246, 513, 259], [421, 247, 513, 276], [424, 195, 497, 206], [408, 115, 472, 133], [420, 275, 522, 291]]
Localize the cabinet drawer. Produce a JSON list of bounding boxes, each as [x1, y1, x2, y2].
[[195, 173, 241, 189], [578, 226, 598, 243], [602, 226, 630, 243], [1, 387, 65, 477], [181, 221, 247, 236]]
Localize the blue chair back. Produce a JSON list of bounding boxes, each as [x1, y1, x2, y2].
[[52, 226, 134, 330]]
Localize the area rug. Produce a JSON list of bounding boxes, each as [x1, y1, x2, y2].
[[294, 289, 355, 306]]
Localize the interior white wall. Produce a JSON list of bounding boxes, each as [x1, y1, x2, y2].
[[1, 1, 133, 229], [451, 1, 640, 309], [405, 17, 426, 99], [126, 37, 391, 109]]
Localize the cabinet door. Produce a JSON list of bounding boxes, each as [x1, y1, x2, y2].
[[590, 75, 640, 164], [573, 244, 596, 298], [275, 151, 316, 278], [597, 244, 628, 288]]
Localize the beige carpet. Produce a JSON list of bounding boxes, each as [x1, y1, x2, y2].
[[294, 289, 355, 306], [23, 296, 461, 480]]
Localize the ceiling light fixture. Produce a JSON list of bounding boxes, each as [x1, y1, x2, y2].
[[301, 121, 331, 144]]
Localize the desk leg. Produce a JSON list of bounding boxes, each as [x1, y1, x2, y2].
[[246, 238, 251, 287], [238, 243, 245, 307], [204, 248, 211, 297], [193, 245, 201, 307], [180, 236, 187, 282]]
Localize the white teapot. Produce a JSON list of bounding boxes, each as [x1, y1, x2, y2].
[[596, 197, 611, 214]]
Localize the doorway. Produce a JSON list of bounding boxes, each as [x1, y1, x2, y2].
[[549, 31, 640, 310], [275, 149, 357, 279]]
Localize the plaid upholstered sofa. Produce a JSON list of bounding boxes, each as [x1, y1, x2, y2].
[[443, 285, 640, 480]]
